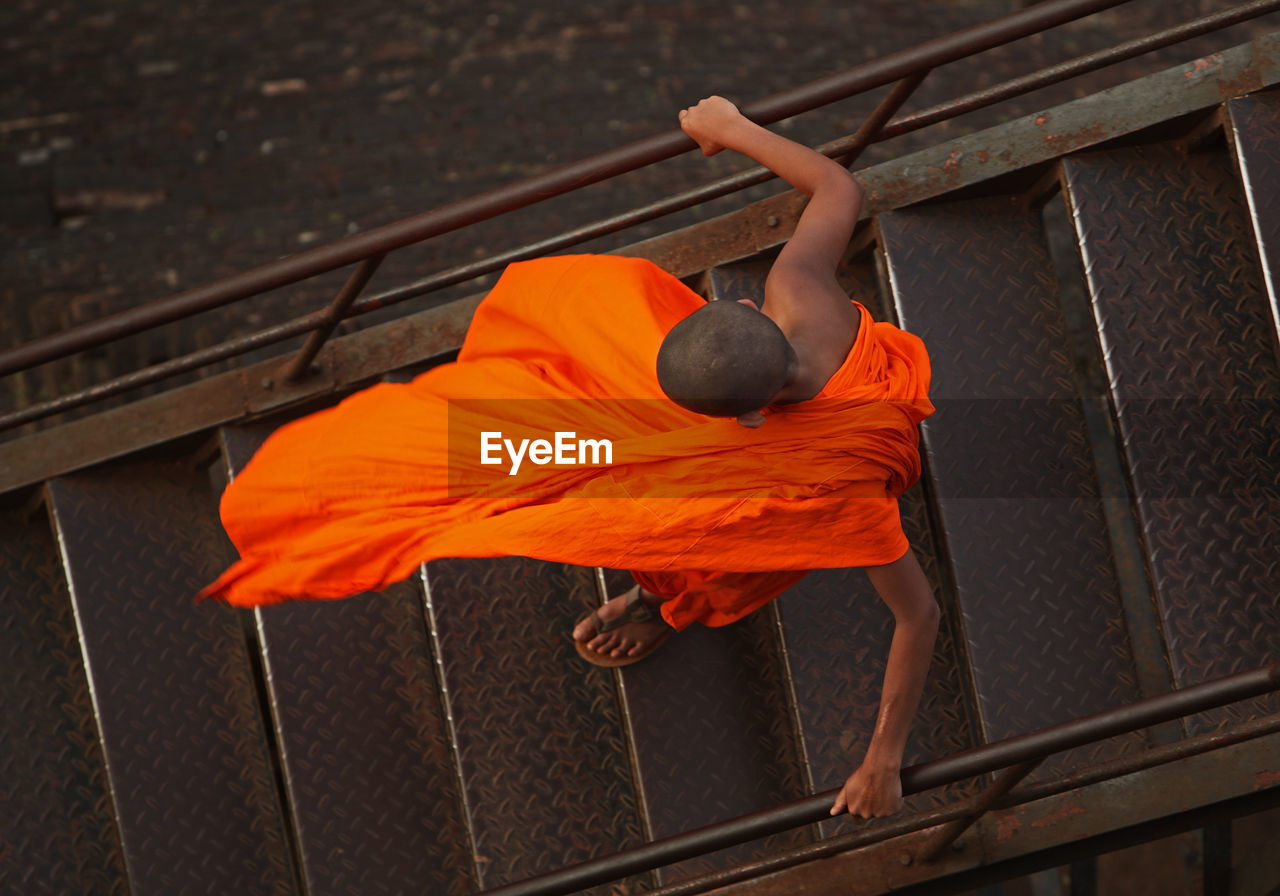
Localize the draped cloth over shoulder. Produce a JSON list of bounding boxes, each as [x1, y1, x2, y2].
[[200, 255, 933, 629]]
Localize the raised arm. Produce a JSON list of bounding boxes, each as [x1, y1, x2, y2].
[[679, 96, 861, 366], [679, 96, 861, 278]]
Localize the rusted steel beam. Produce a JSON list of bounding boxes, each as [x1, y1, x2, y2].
[[478, 663, 1280, 896], [0, 295, 482, 494], [284, 1, 1280, 312], [0, 0, 1134, 377], [282, 253, 385, 383], [0, 310, 333, 433], [649, 803, 979, 896], [707, 730, 1280, 896], [882, 789, 1280, 896]]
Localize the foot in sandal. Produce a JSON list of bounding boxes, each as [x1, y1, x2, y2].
[[573, 585, 673, 666]]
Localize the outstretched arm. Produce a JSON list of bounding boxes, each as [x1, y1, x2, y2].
[[831, 548, 940, 819]]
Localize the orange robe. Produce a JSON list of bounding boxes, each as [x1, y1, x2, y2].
[[200, 254, 933, 630]]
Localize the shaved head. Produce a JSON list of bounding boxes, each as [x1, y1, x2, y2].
[[656, 300, 794, 417]]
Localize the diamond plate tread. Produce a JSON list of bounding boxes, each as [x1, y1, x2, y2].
[[880, 196, 1147, 769], [614, 592, 811, 885], [0, 508, 129, 896], [424, 556, 644, 892], [46, 460, 297, 895], [1228, 91, 1280, 329], [777, 484, 980, 840], [221, 424, 476, 896], [1063, 142, 1280, 733]]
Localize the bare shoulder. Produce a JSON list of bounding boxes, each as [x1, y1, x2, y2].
[[764, 267, 861, 398], [765, 265, 860, 353]]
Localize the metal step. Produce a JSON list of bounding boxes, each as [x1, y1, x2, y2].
[[45, 458, 298, 895], [217, 422, 476, 896], [1226, 89, 1280, 335], [601, 569, 812, 885], [1062, 138, 1280, 734], [422, 557, 645, 891], [880, 194, 1149, 769], [0, 504, 129, 894]]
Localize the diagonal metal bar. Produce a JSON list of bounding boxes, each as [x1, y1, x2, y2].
[[916, 758, 1043, 863], [282, 253, 385, 383], [0, 0, 1135, 377], [478, 662, 1280, 896], [836, 70, 932, 169]]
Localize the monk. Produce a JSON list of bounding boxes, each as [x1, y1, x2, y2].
[[201, 96, 937, 821], [576, 96, 940, 820]]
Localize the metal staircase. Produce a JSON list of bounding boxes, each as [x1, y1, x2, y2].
[[3, 7, 1280, 896]]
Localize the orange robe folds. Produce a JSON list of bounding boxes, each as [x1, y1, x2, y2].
[[200, 254, 933, 630]]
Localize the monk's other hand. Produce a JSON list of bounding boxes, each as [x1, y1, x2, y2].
[[678, 95, 743, 156], [830, 760, 904, 819]]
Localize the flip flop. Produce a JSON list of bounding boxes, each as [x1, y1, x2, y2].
[[574, 586, 673, 667]]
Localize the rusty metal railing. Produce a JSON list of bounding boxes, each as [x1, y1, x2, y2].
[[479, 663, 1280, 896], [12, 0, 1280, 432], [3, 0, 1133, 369]]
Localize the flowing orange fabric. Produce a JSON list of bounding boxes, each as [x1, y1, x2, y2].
[[200, 254, 933, 628]]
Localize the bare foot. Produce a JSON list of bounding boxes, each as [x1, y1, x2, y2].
[[573, 585, 672, 661]]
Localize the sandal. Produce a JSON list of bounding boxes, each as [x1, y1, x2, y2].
[[574, 586, 673, 667]]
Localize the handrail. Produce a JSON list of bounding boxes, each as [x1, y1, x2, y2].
[[478, 663, 1280, 896], [0, 0, 1135, 379], [651, 709, 1280, 896], [5, 0, 1279, 433]]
